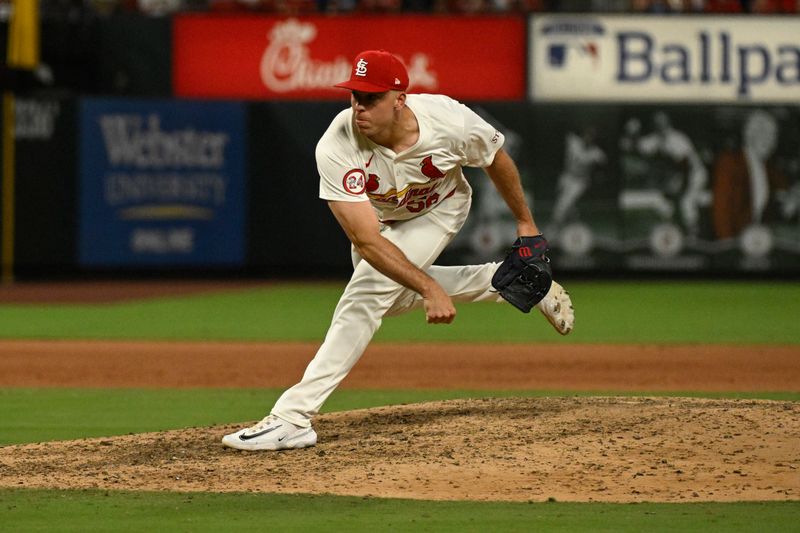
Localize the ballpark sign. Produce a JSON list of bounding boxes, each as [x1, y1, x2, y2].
[[529, 16, 800, 103], [79, 99, 246, 266], [173, 15, 525, 100]]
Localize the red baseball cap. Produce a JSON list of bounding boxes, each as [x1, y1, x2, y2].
[[334, 50, 409, 93]]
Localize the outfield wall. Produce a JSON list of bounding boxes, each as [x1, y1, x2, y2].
[[2, 96, 798, 278], [0, 14, 798, 278]]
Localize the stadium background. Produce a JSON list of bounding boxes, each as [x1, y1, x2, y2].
[[1, 3, 799, 531]]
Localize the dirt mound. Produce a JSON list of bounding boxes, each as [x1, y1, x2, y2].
[[1, 397, 797, 502]]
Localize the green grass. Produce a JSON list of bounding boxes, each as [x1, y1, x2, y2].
[[1, 281, 799, 343], [1, 281, 797, 531], [1, 489, 797, 532], [2, 388, 797, 446]]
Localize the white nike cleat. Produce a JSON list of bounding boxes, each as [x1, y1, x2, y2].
[[536, 281, 574, 335], [222, 415, 317, 451]]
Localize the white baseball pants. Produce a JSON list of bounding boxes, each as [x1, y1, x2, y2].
[[271, 187, 503, 427]]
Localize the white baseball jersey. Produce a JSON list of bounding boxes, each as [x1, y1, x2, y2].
[[316, 94, 505, 222], [269, 94, 573, 429]]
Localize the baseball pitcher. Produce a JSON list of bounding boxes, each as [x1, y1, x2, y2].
[[223, 50, 574, 451]]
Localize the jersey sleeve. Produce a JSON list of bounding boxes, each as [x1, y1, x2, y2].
[[316, 130, 369, 203], [459, 103, 505, 168]]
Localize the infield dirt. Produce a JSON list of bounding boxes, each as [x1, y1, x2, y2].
[[1, 397, 798, 502], [0, 281, 798, 503]]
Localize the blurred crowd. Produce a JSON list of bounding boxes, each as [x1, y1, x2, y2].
[[37, 0, 799, 17]]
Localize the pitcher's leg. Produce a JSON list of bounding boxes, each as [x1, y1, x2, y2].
[[385, 263, 504, 317], [270, 263, 397, 427], [271, 211, 463, 427], [385, 265, 575, 336]]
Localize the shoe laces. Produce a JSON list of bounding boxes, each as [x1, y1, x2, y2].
[[247, 414, 281, 433]]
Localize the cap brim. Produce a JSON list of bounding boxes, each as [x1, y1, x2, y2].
[[334, 80, 397, 93]]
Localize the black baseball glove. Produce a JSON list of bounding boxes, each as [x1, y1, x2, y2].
[[491, 235, 553, 313]]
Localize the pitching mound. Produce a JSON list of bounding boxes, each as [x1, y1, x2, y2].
[[1, 397, 797, 502]]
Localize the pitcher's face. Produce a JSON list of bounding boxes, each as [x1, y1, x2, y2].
[[351, 91, 402, 137]]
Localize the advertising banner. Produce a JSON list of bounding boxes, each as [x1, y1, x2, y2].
[[529, 16, 800, 103], [438, 103, 629, 272], [78, 99, 246, 267], [438, 103, 800, 273], [173, 15, 525, 101]]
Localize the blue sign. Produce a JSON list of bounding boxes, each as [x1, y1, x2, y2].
[[79, 99, 246, 266]]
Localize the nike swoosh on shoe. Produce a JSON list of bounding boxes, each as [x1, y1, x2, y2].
[[238, 424, 282, 441]]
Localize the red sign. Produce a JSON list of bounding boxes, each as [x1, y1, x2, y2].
[[173, 16, 525, 100]]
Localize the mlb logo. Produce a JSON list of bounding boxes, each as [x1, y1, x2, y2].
[[540, 20, 604, 70], [547, 42, 599, 69]]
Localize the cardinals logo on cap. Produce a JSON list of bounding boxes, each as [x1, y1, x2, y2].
[[334, 50, 409, 93]]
